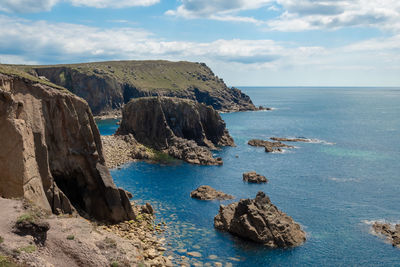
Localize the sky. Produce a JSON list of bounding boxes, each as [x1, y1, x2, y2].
[[0, 0, 399, 86]]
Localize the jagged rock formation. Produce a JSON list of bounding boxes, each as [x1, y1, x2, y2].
[[371, 222, 400, 248], [15, 60, 258, 115], [248, 139, 294, 153], [214, 192, 306, 248], [190, 186, 234, 200], [243, 172, 268, 183], [0, 69, 134, 223], [117, 96, 235, 165]]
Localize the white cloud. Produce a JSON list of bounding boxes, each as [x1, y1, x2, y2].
[[0, 0, 58, 13], [268, 0, 400, 31], [0, 15, 399, 86], [166, 0, 272, 23], [0, 0, 159, 13]]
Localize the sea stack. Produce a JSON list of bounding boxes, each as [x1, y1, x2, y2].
[[117, 96, 235, 165], [214, 192, 306, 248], [0, 71, 134, 223]]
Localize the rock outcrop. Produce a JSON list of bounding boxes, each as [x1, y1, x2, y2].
[[0, 71, 134, 223], [248, 139, 294, 153], [214, 192, 306, 248], [117, 96, 235, 165], [20, 60, 258, 115], [190, 186, 234, 200], [243, 172, 268, 183], [270, 137, 310, 142], [371, 222, 400, 248]]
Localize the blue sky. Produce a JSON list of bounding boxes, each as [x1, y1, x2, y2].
[[0, 0, 399, 86]]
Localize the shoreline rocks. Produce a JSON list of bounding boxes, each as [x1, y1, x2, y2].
[[243, 172, 268, 183], [248, 139, 294, 153], [190, 186, 234, 201], [117, 96, 235, 165], [214, 192, 306, 248], [371, 222, 400, 248]]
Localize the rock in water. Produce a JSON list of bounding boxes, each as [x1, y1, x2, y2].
[[248, 139, 293, 153], [270, 137, 310, 142], [190, 186, 234, 200], [243, 172, 268, 183], [214, 192, 306, 248], [0, 71, 134, 223], [117, 96, 235, 165], [371, 222, 400, 248]]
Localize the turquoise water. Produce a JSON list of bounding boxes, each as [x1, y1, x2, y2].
[[99, 87, 400, 266]]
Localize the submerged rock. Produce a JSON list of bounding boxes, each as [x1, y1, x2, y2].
[[371, 222, 400, 248], [248, 139, 293, 153], [0, 72, 134, 223], [117, 96, 235, 165], [243, 172, 268, 183], [214, 192, 306, 248], [270, 137, 310, 142], [190, 186, 234, 200]]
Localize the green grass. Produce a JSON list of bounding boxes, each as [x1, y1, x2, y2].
[[145, 147, 176, 163], [0, 64, 69, 92], [0, 236, 3, 244], [0, 254, 19, 267], [16, 213, 35, 224], [10, 60, 226, 92], [18, 245, 36, 254], [110, 261, 119, 267], [66, 235, 75, 240]]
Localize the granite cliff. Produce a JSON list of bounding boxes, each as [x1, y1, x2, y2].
[[0, 66, 134, 223], [14, 60, 258, 115], [116, 96, 235, 165]]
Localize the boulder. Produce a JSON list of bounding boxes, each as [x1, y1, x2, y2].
[[190, 186, 234, 200], [248, 139, 293, 153], [0, 72, 134, 223], [214, 192, 306, 248], [243, 172, 268, 183], [372, 222, 400, 247], [117, 96, 234, 165]]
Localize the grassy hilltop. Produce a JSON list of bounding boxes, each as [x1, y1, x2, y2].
[[7, 60, 256, 115]]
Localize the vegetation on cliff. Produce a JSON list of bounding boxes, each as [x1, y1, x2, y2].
[[9, 60, 257, 114]]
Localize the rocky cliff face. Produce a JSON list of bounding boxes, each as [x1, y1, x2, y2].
[[20, 60, 257, 115], [117, 96, 235, 165], [214, 192, 306, 248], [0, 72, 134, 223]]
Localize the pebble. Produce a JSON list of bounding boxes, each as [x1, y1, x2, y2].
[[187, 251, 202, 258], [208, 255, 218, 260]]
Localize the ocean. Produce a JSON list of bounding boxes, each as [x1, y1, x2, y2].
[[98, 87, 400, 266]]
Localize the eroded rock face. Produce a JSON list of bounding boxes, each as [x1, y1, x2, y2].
[[372, 222, 400, 248], [0, 73, 134, 223], [190, 186, 234, 200], [243, 172, 268, 183], [248, 139, 293, 153], [117, 97, 234, 165], [214, 192, 306, 248]]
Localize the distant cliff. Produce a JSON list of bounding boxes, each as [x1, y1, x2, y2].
[[0, 65, 134, 223], [14, 60, 257, 115]]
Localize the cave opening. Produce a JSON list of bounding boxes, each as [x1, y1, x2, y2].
[[52, 171, 86, 213]]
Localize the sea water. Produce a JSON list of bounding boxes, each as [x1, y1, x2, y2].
[[98, 87, 400, 266]]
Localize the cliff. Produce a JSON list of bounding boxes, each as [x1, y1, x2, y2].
[[13, 60, 257, 115], [116, 96, 235, 165], [0, 65, 134, 223]]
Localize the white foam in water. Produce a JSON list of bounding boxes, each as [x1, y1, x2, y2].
[[328, 177, 360, 182], [306, 138, 336, 145]]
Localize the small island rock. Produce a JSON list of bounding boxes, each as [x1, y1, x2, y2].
[[372, 222, 400, 247], [190, 186, 234, 200], [248, 139, 293, 153], [270, 137, 310, 142], [243, 172, 268, 183], [214, 192, 306, 248]]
